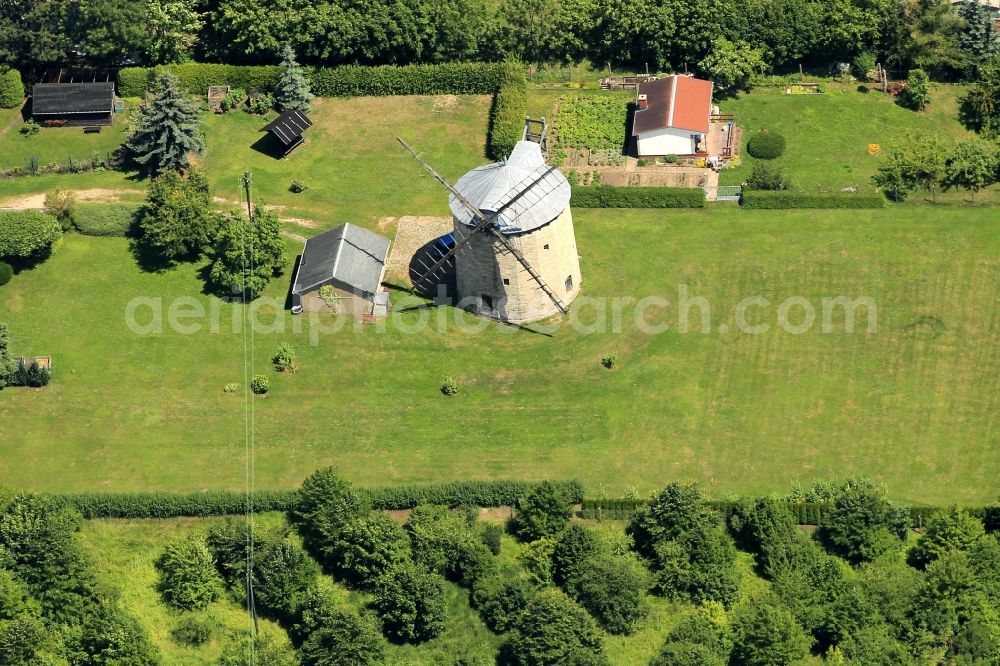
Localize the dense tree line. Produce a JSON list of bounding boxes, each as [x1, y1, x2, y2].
[[0, 491, 158, 664], [1, 0, 997, 81]]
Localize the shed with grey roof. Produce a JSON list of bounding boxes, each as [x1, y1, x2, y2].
[[291, 223, 391, 315], [262, 109, 312, 155]]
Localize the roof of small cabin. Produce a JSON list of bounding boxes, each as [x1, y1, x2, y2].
[[632, 76, 713, 136], [292, 223, 391, 297], [450, 141, 570, 235], [31, 82, 115, 115], [262, 109, 312, 146]]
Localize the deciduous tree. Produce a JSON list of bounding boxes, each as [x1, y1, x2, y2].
[[208, 204, 286, 299]]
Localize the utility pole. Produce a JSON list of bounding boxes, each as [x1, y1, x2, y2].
[[241, 171, 253, 222]]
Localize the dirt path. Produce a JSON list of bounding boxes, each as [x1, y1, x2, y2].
[[383, 215, 451, 281], [0, 188, 143, 210], [0, 110, 23, 141]]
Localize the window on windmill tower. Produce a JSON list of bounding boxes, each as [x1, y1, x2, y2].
[[502, 278, 510, 285], [544, 244, 550, 250], [565, 275, 574, 291]]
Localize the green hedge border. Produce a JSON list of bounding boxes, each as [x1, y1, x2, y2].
[[49, 479, 585, 519], [571, 185, 706, 208], [740, 190, 885, 209], [118, 62, 525, 161], [579, 498, 1000, 530]]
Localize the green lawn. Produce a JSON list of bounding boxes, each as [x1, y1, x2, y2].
[[0, 103, 134, 170], [3, 206, 1000, 504], [718, 82, 994, 201]]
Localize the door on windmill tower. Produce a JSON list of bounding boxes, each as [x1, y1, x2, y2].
[[481, 294, 494, 313]]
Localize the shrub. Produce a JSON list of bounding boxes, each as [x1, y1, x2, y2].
[[730, 596, 812, 666], [746, 131, 786, 159], [19, 120, 38, 136], [908, 506, 985, 569], [0, 68, 23, 108], [515, 481, 573, 541], [218, 634, 298, 666], [250, 374, 270, 394], [72, 204, 141, 237], [571, 186, 705, 208], [739, 191, 884, 209], [406, 504, 495, 587], [481, 523, 503, 555], [471, 575, 536, 632], [219, 87, 246, 112], [247, 92, 274, 115], [272, 342, 296, 372], [170, 616, 215, 646], [156, 536, 220, 610], [9, 360, 51, 387], [820, 479, 909, 563], [252, 538, 321, 624], [43, 190, 76, 231], [900, 68, 930, 111], [505, 588, 607, 665], [300, 605, 386, 666], [440, 377, 458, 395], [289, 179, 308, 193], [744, 162, 791, 191], [601, 353, 616, 369], [487, 67, 528, 161], [665, 154, 679, 164], [569, 552, 649, 634], [552, 524, 602, 588], [0, 211, 61, 259], [119, 64, 281, 97], [329, 514, 411, 587], [372, 564, 447, 643], [0, 262, 11, 286], [852, 51, 877, 80]]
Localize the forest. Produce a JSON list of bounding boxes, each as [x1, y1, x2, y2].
[[1, 0, 998, 82]]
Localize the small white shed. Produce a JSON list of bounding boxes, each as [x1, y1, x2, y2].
[[632, 76, 714, 157]]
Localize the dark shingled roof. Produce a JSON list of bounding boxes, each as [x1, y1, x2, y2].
[[292, 223, 391, 298], [262, 109, 312, 146], [32, 83, 115, 115]]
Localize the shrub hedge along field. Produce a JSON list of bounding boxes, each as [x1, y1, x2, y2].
[[740, 190, 885, 208], [72, 204, 142, 237], [0, 67, 24, 108], [119, 62, 526, 161], [571, 185, 706, 208], [51, 480, 585, 519], [746, 132, 787, 159]]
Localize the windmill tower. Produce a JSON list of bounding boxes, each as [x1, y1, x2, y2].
[[400, 139, 582, 323]]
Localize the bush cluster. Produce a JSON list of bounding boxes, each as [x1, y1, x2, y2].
[[72, 204, 141, 237], [740, 190, 886, 208], [571, 185, 706, 208], [0, 261, 12, 285], [746, 131, 787, 159], [0, 67, 24, 108], [0, 210, 61, 258]]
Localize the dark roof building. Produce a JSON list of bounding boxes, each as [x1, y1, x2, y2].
[[262, 109, 312, 155], [31, 82, 116, 126], [291, 223, 391, 315]]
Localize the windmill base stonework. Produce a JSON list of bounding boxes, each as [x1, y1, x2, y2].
[[455, 204, 580, 323]]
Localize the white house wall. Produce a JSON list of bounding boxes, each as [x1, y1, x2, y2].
[[636, 127, 700, 156]]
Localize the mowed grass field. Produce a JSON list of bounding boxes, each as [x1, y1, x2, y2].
[[0, 103, 133, 169], [3, 205, 1000, 504]]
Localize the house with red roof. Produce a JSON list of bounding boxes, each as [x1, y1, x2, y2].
[[632, 75, 714, 157]]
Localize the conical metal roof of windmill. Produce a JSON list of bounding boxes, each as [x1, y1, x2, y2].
[[449, 141, 570, 234]]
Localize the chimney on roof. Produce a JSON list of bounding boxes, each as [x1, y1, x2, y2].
[[637, 93, 648, 111]]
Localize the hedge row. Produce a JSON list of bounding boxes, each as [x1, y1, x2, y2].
[[486, 66, 528, 160], [571, 185, 706, 208], [49, 480, 585, 519], [72, 203, 142, 237], [740, 190, 885, 209], [119, 62, 521, 98], [579, 498, 1000, 530]]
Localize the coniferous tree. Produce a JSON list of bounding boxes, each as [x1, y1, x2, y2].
[[274, 45, 313, 112], [126, 73, 204, 176]]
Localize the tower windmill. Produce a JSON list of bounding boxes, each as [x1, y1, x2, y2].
[[398, 138, 582, 323]]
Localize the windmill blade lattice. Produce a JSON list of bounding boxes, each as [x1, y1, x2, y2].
[[397, 138, 568, 314]]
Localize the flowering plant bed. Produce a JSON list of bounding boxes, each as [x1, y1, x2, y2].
[[784, 83, 824, 95]]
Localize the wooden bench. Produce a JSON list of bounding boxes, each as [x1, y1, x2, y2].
[[83, 126, 101, 134]]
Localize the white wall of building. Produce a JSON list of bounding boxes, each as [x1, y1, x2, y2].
[[635, 127, 703, 156]]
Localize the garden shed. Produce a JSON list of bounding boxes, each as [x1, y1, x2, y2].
[[632, 75, 713, 157], [291, 223, 391, 316], [31, 82, 116, 126], [261, 109, 312, 155]]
